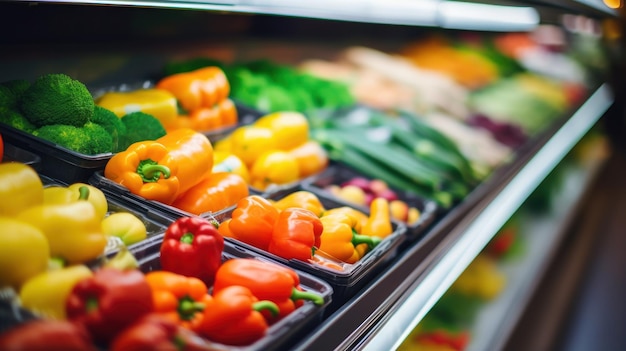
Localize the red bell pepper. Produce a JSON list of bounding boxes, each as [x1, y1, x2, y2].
[[0, 320, 97, 351], [110, 314, 208, 351], [195, 285, 278, 346], [268, 208, 323, 261], [159, 216, 224, 286], [213, 258, 324, 322], [228, 195, 279, 251], [66, 268, 154, 346]]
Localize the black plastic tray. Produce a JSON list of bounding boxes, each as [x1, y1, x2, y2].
[[1, 143, 41, 171], [303, 162, 439, 243], [133, 240, 333, 351], [220, 187, 406, 312]]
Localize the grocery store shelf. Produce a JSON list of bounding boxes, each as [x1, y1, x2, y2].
[[292, 83, 613, 351]]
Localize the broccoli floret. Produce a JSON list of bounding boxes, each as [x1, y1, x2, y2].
[[0, 107, 36, 133], [0, 79, 30, 109], [32, 122, 113, 155], [92, 105, 126, 152], [83, 122, 113, 154], [19, 74, 94, 128], [119, 111, 166, 151]]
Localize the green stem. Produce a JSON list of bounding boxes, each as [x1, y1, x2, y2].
[[180, 233, 194, 245], [252, 300, 279, 317], [137, 159, 171, 183], [178, 298, 206, 320], [290, 287, 324, 306], [86, 297, 99, 313], [77, 186, 90, 200], [352, 232, 382, 249]]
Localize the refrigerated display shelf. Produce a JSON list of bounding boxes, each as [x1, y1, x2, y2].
[[293, 83, 613, 351]]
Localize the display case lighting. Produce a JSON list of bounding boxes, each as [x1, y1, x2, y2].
[[438, 1, 540, 31]]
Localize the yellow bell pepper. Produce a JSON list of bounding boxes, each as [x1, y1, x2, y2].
[[101, 212, 148, 246], [318, 213, 381, 264], [322, 206, 368, 233], [273, 191, 326, 217], [253, 111, 309, 151], [0, 162, 43, 216], [16, 189, 108, 265], [250, 150, 300, 191], [229, 125, 277, 167], [95, 89, 178, 128], [362, 197, 393, 238], [212, 151, 251, 184], [19, 265, 93, 320], [43, 183, 109, 219], [0, 218, 50, 290]]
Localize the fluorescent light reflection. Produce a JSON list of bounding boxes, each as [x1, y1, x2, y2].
[[439, 1, 540, 32]]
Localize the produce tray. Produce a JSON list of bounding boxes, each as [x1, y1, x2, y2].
[[1, 143, 41, 171], [40, 175, 173, 256], [0, 123, 112, 183], [221, 187, 406, 312], [303, 162, 439, 243], [134, 240, 333, 351]]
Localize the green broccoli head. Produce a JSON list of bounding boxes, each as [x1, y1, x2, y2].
[[32, 122, 113, 155], [92, 105, 127, 152], [119, 111, 167, 151], [0, 79, 30, 110], [0, 107, 36, 133], [20, 74, 94, 128]]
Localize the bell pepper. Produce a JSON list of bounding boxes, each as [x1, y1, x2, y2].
[[229, 125, 277, 167], [104, 141, 181, 204], [0, 218, 49, 290], [66, 268, 154, 346], [217, 218, 234, 238], [156, 66, 230, 113], [166, 98, 239, 133], [253, 111, 309, 151], [105, 128, 213, 204], [228, 195, 279, 251], [101, 212, 148, 246], [0, 320, 97, 351], [273, 190, 326, 217], [287, 140, 329, 178], [159, 216, 224, 286], [96, 88, 178, 128], [19, 265, 93, 320], [16, 188, 108, 265], [110, 314, 208, 351], [361, 197, 393, 238], [43, 183, 108, 219], [0, 162, 43, 216], [213, 258, 324, 321], [195, 285, 278, 346], [250, 150, 300, 190], [322, 206, 369, 233], [318, 213, 382, 264], [172, 172, 249, 215], [212, 151, 250, 183], [144, 271, 211, 330], [268, 207, 323, 262]]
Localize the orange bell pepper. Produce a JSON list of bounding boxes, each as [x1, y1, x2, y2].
[[104, 141, 181, 204], [105, 128, 213, 204], [144, 271, 211, 331], [167, 98, 239, 133], [268, 208, 323, 262], [195, 285, 278, 346], [156, 66, 230, 112], [273, 191, 326, 217], [172, 172, 249, 215], [228, 195, 279, 251], [213, 259, 324, 322]]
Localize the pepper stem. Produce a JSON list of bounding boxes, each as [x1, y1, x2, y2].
[[137, 159, 171, 183], [77, 186, 90, 200], [352, 233, 382, 249], [178, 298, 205, 320], [290, 287, 324, 306], [180, 233, 194, 245], [252, 300, 279, 317]]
